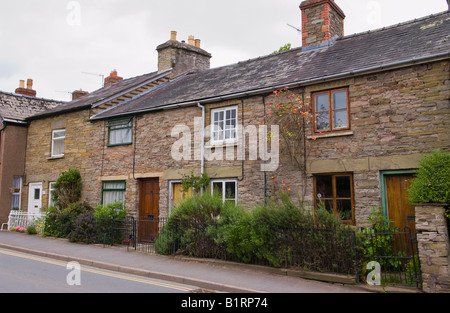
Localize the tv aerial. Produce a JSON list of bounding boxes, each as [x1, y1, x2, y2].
[[287, 23, 301, 33], [82, 72, 105, 87]]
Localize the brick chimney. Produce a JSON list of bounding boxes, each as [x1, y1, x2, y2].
[[157, 31, 212, 78], [72, 89, 89, 100], [104, 70, 123, 87], [15, 79, 37, 97], [300, 0, 345, 47]]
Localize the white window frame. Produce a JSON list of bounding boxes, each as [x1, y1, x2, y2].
[[11, 176, 22, 210], [210, 106, 238, 145], [48, 182, 56, 208], [51, 129, 66, 157], [210, 179, 238, 205]]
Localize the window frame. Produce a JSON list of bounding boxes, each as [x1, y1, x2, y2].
[[312, 88, 350, 134], [313, 173, 355, 225], [210, 106, 239, 145], [210, 179, 238, 205], [101, 180, 126, 206], [48, 182, 56, 208], [107, 118, 133, 147], [51, 129, 66, 158], [11, 176, 22, 210]]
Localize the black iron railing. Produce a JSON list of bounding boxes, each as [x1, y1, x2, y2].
[[361, 226, 422, 288]]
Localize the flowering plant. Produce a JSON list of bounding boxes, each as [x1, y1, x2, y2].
[[265, 87, 313, 199], [11, 225, 25, 233]]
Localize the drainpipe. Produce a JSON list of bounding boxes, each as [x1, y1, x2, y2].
[[197, 102, 205, 175]]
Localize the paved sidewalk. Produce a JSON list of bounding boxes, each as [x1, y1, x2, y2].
[[0, 231, 368, 293]]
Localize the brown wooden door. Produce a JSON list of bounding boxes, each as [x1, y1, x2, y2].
[[139, 178, 160, 242], [385, 174, 416, 234]]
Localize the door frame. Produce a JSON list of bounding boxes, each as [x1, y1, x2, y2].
[[28, 182, 43, 214], [380, 169, 417, 224]]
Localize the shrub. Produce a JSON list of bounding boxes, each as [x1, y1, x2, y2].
[[408, 151, 450, 204], [94, 201, 127, 219], [43, 202, 93, 238], [156, 190, 351, 269], [26, 225, 38, 235], [155, 192, 225, 256], [52, 168, 83, 210], [68, 211, 97, 244]]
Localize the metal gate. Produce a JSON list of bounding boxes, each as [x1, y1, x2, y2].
[[363, 226, 422, 288]]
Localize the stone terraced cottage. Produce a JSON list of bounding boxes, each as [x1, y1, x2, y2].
[[0, 80, 63, 226], [18, 0, 449, 241]]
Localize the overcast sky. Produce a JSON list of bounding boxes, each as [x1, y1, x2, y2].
[[0, 0, 448, 101]]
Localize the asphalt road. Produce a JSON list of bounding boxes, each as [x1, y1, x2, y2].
[[0, 248, 198, 293]]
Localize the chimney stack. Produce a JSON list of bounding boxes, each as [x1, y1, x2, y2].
[[157, 31, 212, 78], [300, 0, 345, 47], [72, 89, 89, 101], [15, 78, 37, 97], [104, 70, 123, 87]]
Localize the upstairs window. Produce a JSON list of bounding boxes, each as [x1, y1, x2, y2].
[[211, 106, 238, 145], [51, 129, 66, 157], [107, 118, 133, 146], [313, 88, 349, 133]]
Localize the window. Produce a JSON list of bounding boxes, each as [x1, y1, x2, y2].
[[211, 179, 237, 205], [211, 106, 238, 144], [107, 118, 133, 146], [49, 182, 56, 208], [314, 174, 354, 224], [51, 129, 66, 157], [313, 88, 349, 133], [102, 181, 126, 206], [11, 176, 22, 210]]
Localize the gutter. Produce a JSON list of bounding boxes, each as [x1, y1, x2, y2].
[[91, 51, 450, 120]]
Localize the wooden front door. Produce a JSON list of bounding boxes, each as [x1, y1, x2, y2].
[[385, 174, 416, 234], [139, 178, 160, 242]]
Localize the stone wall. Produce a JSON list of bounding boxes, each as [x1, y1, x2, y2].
[[301, 60, 450, 225], [23, 109, 102, 209], [415, 204, 450, 293]]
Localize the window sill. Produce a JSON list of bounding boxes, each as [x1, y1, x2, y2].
[[205, 142, 238, 149], [47, 155, 64, 160], [308, 130, 353, 140], [107, 143, 133, 147]]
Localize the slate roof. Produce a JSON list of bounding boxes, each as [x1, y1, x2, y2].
[[27, 69, 171, 120], [90, 11, 450, 120], [0, 91, 63, 124]]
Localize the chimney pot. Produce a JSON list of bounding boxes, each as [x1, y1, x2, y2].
[[171, 31, 177, 41], [27, 78, 33, 90], [19, 80, 25, 88], [195, 39, 201, 48], [188, 35, 195, 46]]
